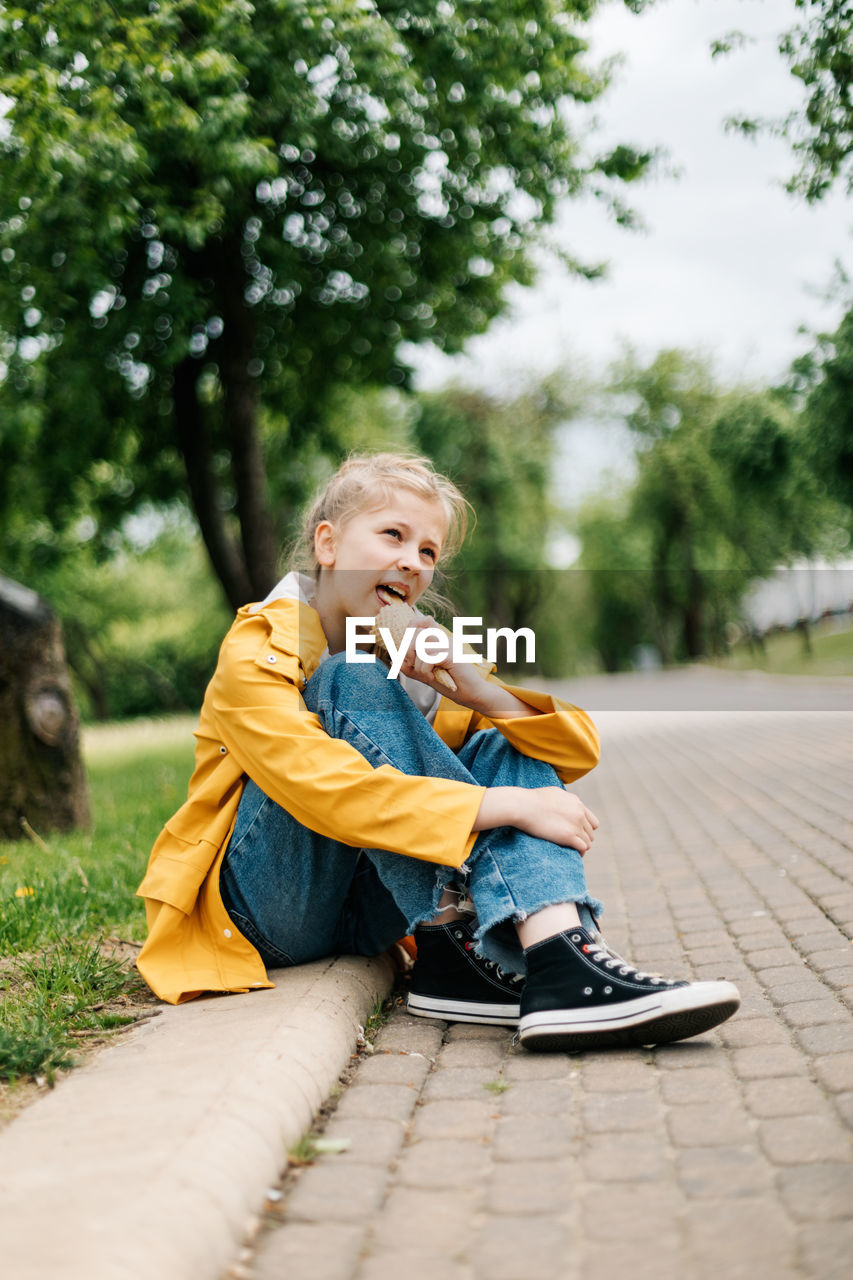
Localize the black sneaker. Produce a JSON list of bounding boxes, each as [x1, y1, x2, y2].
[[407, 919, 523, 1026], [519, 927, 740, 1052]]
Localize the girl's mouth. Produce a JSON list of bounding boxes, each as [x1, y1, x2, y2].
[[376, 583, 409, 606]]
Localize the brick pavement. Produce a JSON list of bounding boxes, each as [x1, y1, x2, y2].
[[237, 706, 853, 1280]]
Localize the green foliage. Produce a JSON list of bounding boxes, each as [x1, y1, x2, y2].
[[576, 350, 840, 668], [2, 517, 231, 720], [0, 716, 195, 952], [721, 1, 853, 201], [0, 938, 140, 1084], [0, 718, 194, 1082], [800, 306, 853, 515], [0, 0, 654, 606], [413, 378, 587, 673]]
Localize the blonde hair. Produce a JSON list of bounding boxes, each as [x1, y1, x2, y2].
[[291, 453, 471, 577]]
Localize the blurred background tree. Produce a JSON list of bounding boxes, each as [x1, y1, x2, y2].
[[574, 349, 844, 669], [0, 0, 654, 611]]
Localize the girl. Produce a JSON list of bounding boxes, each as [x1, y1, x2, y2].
[[137, 454, 739, 1050]]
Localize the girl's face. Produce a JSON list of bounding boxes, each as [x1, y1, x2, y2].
[[313, 491, 448, 649]]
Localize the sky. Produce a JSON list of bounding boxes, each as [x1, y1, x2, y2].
[[409, 0, 853, 503]]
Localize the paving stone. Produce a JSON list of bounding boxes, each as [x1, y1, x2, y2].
[[742, 947, 800, 968], [685, 1200, 796, 1275], [652, 1041, 723, 1070], [741, 1076, 829, 1118], [373, 1019, 444, 1057], [444, 1023, 515, 1042], [814, 1052, 853, 1093], [370, 1184, 482, 1250], [492, 1112, 578, 1161], [357, 1051, 433, 1087], [779, 998, 849, 1029], [359, 1248, 472, 1280], [580, 1090, 661, 1134], [834, 1091, 853, 1129], [437, 1039, 508, 1068], [253, 1221, 364, 1280], [823, 966, 853, 990], [759, 1113, 853, 1164], [677, 1146, 773, 1198], [797, 1221, 853, 1280], [319, 1117, 407, 1166], [398, 1138, 492, 1190], [420, 1065, 505, 1102], [777, 1162, 853, 1221], [803, 947, 853, 973], [755, 964, 812, 988], [499, 1079, 575, 1115], [472, 1214, 571, 1280], [502, 1053, 576, 1082], [333, 1082, 420, 1123], [731, 1045, 805, 1080], [577, 1238, 684, 1280], [791, 931, 850, 954], [795, 1021, 853, 1056], [667, 1103, 751, 1148], [715, 1017, 791, 1049], [583, 1132, 671, 1182], [409, 1098, 498, 1142], [579, 1055, 659, 1091], [285, 1160, 389, 1223], [659, 1066, 738, 1105], [767, 979, 832, 1007], [488, 1159, 575, 1215], [579, 1183, 685, 1242]]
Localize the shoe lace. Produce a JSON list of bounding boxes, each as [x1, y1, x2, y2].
[[461, 936, 524, 984], [581, 933, 673, 986]]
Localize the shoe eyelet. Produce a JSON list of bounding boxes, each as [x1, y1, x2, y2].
[[571, 934, 582, 943], [583, 987, 593, 996], [454, 931, 463, 939], [603, 986, 612, 995], [606, 960, 617, 969], [619, 967, 630, 976]]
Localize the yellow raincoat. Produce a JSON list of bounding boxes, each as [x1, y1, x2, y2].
[[136, 596, 600, 1004]]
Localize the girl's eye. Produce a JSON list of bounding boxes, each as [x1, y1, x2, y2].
[[421, 547, 437, 562], [383, 528, 402, 540]]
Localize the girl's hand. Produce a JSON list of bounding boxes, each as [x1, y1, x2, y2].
[[395, 616, 536, 718], [474, 786, 599, 854], [394, 616, 489, 703]]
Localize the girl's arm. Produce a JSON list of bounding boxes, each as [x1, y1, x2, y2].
[[472, 785, 599, 854]]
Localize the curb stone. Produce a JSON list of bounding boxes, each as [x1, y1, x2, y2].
[[0, 954, 394, 1280]]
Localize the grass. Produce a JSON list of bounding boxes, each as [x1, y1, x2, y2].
[[0, 715, 196, 1091], [712, 618, 853, 678]]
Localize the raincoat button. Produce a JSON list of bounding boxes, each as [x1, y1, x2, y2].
[[224, 928, 232, 938], [219, 745, 227, 754], [267, 654, 277, 664]]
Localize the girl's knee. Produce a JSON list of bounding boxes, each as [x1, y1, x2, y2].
[[305, 651, 405, 714]]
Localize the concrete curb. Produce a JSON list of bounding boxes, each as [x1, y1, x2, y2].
[[0, 953, 395, 1280]]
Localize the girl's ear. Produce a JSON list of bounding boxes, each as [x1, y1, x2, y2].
[[314, 521, 337, 567]]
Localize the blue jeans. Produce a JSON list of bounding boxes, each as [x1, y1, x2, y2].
[[220, 653, 603, 976]]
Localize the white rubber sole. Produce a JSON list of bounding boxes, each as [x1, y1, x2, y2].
[[519, 981, 741, 1052], [407, 992, 520, 1026]]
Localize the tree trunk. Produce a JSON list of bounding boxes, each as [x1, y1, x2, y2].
[[172, 358, 254, 612], [0, 576, 90, 841], [218, 267, 280, 599]]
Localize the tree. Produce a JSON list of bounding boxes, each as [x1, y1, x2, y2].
[[0, 0, 654, 609], [719, 0, 853, 201], [579, 351, 831, 666], [0, 575, 89, 840], [412, 376, 588, 673], [795, 306, 853, 517]]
